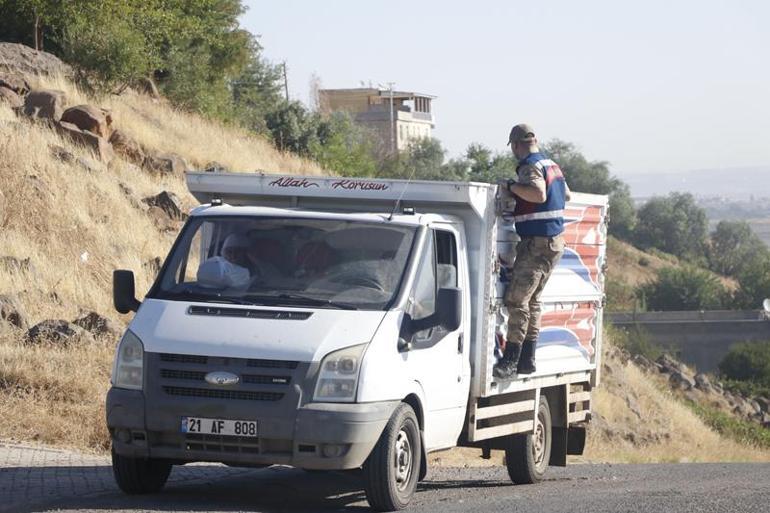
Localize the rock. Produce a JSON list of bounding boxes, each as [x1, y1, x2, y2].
[[0, 72, 30, 95], [749, 399, 762, 415], [73, 312, 121, 338], [624, 393, 642, 419], [631, 354, 653, 372], [76, 156, 100, 173], [147, 206, 176, 231], [0, 256, 35, 274], [143, 152, 188, 174], [761, 412, 770, 429], [732, 399, 757, 419], [109, 129, 144, 164], [669, 370, 695, 391], [0, 86, 23, 109], [693, 373, 712, 392], [142, 191, 185, 220], [657, 354, 686, 375], [0, 294, 28, 329], [60, 105, 113, 138], [135, 76, 160, 99], [56, 121, 114, 163], [0, 43, 72, 77], [23, 89, 66, 121], [756, 397, 770, 413], [24, 320, 86, 345]]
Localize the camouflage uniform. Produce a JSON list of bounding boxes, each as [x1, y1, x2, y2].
[[494, 126, 569, 379], [504, 234, 565, 347]]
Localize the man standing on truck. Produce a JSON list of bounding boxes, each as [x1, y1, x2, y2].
[[494, 123, 571, 379]]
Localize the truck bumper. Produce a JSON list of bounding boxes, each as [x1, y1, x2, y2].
[[106, 387, 398, 470]]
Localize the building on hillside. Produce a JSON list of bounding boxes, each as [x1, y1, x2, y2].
[[318, 88, 436, 155]]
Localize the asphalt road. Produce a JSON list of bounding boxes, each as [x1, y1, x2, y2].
[[5, 459, 770, 513]]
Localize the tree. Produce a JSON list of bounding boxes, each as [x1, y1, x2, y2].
[[542, 140, 637, 239], [377, 138, 463, 181], [708, 220, 769, 277], [719, 341, 770, 386], [640, 265, 727, 311], [464, 143, 516, 183], [731, 253, 770, 309], [310, 112, 377, 177], [633, 193, 708, 261]]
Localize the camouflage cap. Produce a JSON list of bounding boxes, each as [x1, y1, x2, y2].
[[507, 123, 536, 145]]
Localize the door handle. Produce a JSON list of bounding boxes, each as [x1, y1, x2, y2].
[[457, 334, 464, 354]]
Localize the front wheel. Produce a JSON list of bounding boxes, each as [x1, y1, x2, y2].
[[505, 395, 552, 484], [363, 403, 422, 512], [111, 446, 172, 494]]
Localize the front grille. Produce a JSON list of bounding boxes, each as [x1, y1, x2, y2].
[[163, 386, 283, 402], [247, 358, 298, 369], [184, 433, 260, 454], [160, 368, 291, 385], [160, 353, 208, 364]]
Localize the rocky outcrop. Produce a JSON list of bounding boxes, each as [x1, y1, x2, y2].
[[56, 121, 114, 164], [73, 312, 121, 338], [0, 86, 23, 109], [0, 43, 72, 77], [0, 72, 31, 95], [0, 294, 28, 330], [143, 152, 188, 174], [23, 89, 67, 121], [24, 320, 87, 345], [60, 105, 113, 138], [142, 191, 185, 220]]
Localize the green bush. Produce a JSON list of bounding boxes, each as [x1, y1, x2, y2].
[[685, 400, 770, 449], [605, 277, 638, 312], [640, 265, 727, 311], [719, 341, 770, 387], [721, 378, 770, 402]]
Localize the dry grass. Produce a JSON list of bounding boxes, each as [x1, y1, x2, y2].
[[0, 75, 324, 452], [583, 343, 770, 463], [607, 236, 738, 291], [0, 329, 112, 452]]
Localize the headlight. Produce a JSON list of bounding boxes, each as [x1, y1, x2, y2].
[[313, 344, 367, 403], [111, 330, 144, 390]]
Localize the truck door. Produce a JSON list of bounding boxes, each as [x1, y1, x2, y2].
[[406, 226, 467, 450]]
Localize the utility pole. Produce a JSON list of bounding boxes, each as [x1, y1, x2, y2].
[[282, 62, 289, 101], [387, 82, 395, 155]]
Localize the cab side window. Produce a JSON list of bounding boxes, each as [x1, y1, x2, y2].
[[435, 229, 458, 289]]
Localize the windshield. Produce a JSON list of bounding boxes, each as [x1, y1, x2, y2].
[[151, 216, 418, 310]]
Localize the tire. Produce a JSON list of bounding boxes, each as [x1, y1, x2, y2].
[[504, 395, 552, 484], [363, 403, 422, 512], [111, 446, 172, 494]]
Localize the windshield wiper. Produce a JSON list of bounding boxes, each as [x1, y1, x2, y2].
[[164, 290, 265, 306], [244, 293, 359, 311]]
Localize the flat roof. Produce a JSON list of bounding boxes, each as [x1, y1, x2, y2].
[[319, 88, 436, 100]]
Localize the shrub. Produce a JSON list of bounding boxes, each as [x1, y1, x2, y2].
[[719, 341, 770, 387], [607, 323, 663, 361], [640, 265, 726, 311], [685, 400, 770, 449]]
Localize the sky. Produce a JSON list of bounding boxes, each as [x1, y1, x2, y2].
[[240, 0, 770, 178]]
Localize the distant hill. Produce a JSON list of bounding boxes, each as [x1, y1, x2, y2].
[[623, 166, 770, 201]]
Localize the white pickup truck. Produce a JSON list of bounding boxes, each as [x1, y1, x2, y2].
[[107, 172, 607, 511]]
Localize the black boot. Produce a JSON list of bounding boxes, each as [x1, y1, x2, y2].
[[517, 339, 537, 375], [493, 342, 521, 380]]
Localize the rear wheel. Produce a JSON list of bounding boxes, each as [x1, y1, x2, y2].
[[111, 446, 172, 494], [505, 395, 552, 484], [363, 403, 422, 511]]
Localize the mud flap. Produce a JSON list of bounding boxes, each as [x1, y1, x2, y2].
[[567, 426, 587, 455], [549, 426, 568, 466], [419, 430, 428, 481]]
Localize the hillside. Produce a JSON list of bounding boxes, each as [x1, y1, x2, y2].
[[0, 52, 766, 463]]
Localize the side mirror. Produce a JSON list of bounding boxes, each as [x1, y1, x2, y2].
[[114, 270, 141, 314], [437, 287, 462, 332], [403, 287, 463, 341]]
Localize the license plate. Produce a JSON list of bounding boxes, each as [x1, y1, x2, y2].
[[181, 416, 258, 437]]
